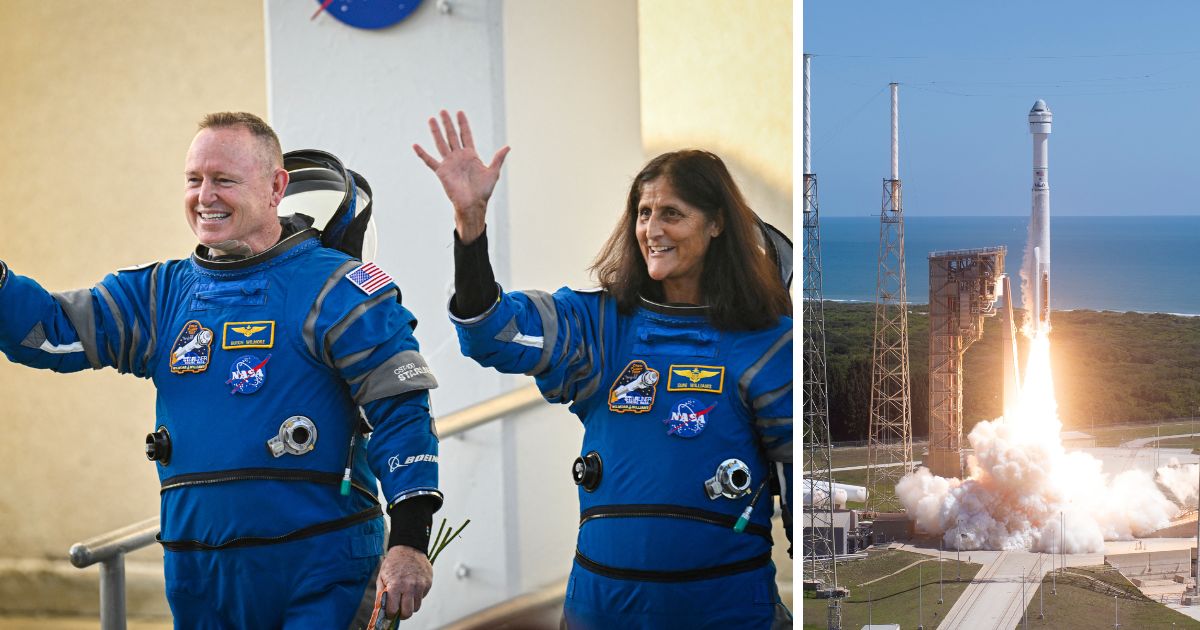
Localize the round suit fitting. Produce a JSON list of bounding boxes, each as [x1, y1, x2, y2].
[[267, 416, 318, 458], [704, 458, 752, 500], [572, 451, 603, 492], [145, 426, 171, 465]]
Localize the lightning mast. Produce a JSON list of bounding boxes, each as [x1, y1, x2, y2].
[[801, 54, 844, 629], [867, 83, 914, 513]]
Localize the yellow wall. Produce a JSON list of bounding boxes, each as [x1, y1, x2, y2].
[[0, 1, 266, 569], [638, 0, 793, 234]]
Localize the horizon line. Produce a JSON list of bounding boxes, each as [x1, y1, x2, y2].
[[819, 214, 1196, 218]]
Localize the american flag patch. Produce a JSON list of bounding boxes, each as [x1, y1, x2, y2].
[[345, 262, 393, 295]]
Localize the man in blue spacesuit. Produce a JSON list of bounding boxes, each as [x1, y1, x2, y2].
[[415, 111, 792, 628], [0, 112, 439, 627]]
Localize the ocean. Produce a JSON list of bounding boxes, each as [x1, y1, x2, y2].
[[815, 216, 1200, 315]]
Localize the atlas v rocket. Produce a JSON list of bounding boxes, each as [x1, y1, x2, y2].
[[1028, 100, 1052, 332], [999, 100, 1053, 412]]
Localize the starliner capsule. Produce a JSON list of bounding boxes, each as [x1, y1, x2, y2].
[[1028, 99, 1052, 332]]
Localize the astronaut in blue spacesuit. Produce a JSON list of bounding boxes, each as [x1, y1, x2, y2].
[[0, 113, 438, 628], [415, 111, 793, 629]]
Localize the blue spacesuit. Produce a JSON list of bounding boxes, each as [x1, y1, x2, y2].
[[452, 284, 793, 629], [0, 220, 440, 628]]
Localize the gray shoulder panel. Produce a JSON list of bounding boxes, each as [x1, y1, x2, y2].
[[51, 288, 102, 369]]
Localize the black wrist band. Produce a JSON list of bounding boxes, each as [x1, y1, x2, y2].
[[451, 228, 499, 318], [387, 494, 437, 554]]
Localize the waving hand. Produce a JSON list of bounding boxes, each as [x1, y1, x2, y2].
[[413, 110, 510, 244]]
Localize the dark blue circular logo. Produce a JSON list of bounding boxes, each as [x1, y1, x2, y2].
[[227, 354, 269, 395], [316, 0, 423, 30], [663, 399, 715, 438]]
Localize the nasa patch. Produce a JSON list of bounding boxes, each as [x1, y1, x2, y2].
[[226, 354, 270, 395], [663, 398, 715, 438], [169, 320, 214, 374], [608, 360, 659, 413]]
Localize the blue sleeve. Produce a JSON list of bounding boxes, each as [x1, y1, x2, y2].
[[300, 263, 441, 511], [0, 260, 160, 377], [362, 391, 440, 510], [450, 285, 608, 405], [736, 325, 793, 546], [737, 327, 792, 463]]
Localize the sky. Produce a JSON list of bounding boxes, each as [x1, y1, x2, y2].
[[802, 1, 1200, 217]]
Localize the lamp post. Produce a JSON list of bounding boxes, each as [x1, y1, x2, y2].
[[939, 539, 944, 604], [1061, 511, 1065, 575], [1021, 566, 1028, 629], [1039, 555, 1045, 619], [918, 563, 925, 630], [958, 531, 966, 582]]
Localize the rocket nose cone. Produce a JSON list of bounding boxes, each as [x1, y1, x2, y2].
[[1029, 99, 1053, 128]]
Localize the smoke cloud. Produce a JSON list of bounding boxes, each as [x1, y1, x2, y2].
[[897, 333, 1181, 552], [1157, 460, 1199, 507]]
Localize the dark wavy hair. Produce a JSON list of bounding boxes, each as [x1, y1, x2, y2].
[[590, 150, 791, 331]]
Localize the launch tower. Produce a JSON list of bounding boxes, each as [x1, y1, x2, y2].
[[800, 54, 845, 628], [866, 83, 914, 512], [926, 248, 1006, 478]]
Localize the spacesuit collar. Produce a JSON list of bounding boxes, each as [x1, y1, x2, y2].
[[637, 295, 711, 317], [192, 218, 319, 271]]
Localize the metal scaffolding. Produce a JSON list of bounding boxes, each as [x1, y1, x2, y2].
[[801, 53, 844, 629], [867, 83, 913, 513], [926, 248, 1006, 478]]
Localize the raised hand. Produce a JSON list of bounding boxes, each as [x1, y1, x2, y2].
[[414, 110, 510, 244]]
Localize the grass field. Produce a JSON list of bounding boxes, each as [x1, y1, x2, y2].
[[802, 549, 982, 629], [1021, 566, 1199, 629]]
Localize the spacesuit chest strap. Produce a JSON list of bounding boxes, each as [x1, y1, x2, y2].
[[580, 504, 774, 544], [574, 549, 772, 583], [160, 467, 379, 503], [158, 505, 382, 552]]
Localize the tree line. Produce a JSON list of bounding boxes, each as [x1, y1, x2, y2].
[[813, 302, 1200, 442]]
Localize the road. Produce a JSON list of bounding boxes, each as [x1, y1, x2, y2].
[[899, 542, 1105, 630]]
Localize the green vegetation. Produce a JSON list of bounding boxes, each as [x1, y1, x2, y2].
[[1022, 566, 1198, 628], [802, 549, 982, 630], [821, 302, 1200, 441]]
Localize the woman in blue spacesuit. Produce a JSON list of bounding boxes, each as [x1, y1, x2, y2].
[[415, 110, 793, 629]]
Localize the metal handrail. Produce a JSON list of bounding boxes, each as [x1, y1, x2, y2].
[[67, 384, 545, 630], [68, 516, 161, 630]]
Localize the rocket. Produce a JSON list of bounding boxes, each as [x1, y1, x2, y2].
[[1028, 100, 1052, 332]]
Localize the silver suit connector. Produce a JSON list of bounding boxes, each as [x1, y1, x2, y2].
[[267, 416, 317, 457], [704, 458, 752, 500]]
